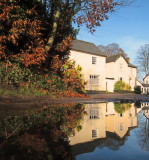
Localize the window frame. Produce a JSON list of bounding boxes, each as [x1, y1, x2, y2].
[[92, 129, 98, 138], [90, 109, 99, 119], [92, 56, 97, 64], [90, 75, 99, 85]]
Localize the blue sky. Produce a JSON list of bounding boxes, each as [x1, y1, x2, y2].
[[76, 0, 149, 64]]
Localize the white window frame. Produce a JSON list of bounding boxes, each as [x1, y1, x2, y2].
[[92, 56, 97, 64], [90, 75, 99, 85], [90, 109, 99, 119]]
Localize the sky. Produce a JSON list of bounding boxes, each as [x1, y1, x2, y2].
[[75, 0, 149, 64]]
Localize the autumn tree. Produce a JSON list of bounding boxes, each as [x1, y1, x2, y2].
[[98, 43, 127, 57], [0, 0, 50, 67], [42, 0, 133, 53], [1, 0, 133, 69], [135, 44, 149, 77]]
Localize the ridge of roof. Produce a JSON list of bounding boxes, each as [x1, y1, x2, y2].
[[128, 63, 137, 68], [71, 39, 106, 57], [106, 54, 121, 63], [106, 54, 137, 68]]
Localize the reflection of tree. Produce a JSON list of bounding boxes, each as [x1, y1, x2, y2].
[[135, 111, 149, 151], [0, 103, 86, 160], [114, 103, 131, 113]]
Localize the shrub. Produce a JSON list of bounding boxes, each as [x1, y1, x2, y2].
[[114, 80, 131, 92], [134, 86, 141, 94]]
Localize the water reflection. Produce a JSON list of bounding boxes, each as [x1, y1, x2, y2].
[[0, 102, 149, 160], [70, 102, 149, 160], [0, 104, 86, 160]]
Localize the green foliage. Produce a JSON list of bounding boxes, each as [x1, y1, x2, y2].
[[0, 61, 86, 96], [114, 80, 131, 92], [114, 103, 132, 113]]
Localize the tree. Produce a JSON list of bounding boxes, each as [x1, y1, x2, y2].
[[98, 43, 127, 57], [136, 44, 149, 78], [0, 0, 133, 69]]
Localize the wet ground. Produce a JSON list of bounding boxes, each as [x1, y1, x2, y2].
[[0, 93, 149, 116]]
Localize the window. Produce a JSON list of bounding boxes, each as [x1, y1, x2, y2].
[[90, 75, 99, 85], [118, 113, 124, 117], [90, 109, 99, 119], [92, 130, 98, 138], [92, 57, 97, 64], [119, 77, 122, 81], [119, 123, 124, 131], [119, 63, 123, 71]]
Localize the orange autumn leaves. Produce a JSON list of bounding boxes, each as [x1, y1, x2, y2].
[[0, 1, 47, 66]]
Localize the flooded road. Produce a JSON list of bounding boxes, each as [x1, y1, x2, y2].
[[70, 102, 149, 160], [0, 102, 149, 160]]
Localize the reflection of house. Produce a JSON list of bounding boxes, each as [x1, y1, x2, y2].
[[69, 103, 106, 145], [70, 40, 137, 92], [105, 54, 137, 92], [106, 103, 137, 138], [69, 102, 137, 146]]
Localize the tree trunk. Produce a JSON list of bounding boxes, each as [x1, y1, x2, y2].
[[45, 9, 60, 52]]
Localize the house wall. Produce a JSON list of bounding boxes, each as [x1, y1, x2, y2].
[[70, 50, 106, 91], [144, 75, 149, 84], [106, 103, 137, 138], [105, 79, 115, 92], [69, 103, 137, 145], [69, 103, 106, 145], [106, 56, 137, 91], [106, 62, 115, 79], [128, 67, 137, 90]]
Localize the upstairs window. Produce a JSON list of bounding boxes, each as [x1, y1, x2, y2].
[[90, 75, 99, 85], [119, 63, 123, 71], [92, 57, 97, 64], [90, 109, 99, 119]]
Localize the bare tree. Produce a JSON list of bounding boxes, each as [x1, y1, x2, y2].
[[98, 43, 127, 57], [136, 44, 149, 77]]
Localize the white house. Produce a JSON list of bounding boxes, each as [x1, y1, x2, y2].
[[70, 40, 137, 92], [70, 39, 107, 92], [142, 74, 149, 93], [105, 54, 137, 92]]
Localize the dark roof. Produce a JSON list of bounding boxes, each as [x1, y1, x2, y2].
[[106, 54, 137, 68], [142, 84, 149, 87], [106, 54, 121, 63], [71, 39, 106, 57], [128, 63, 137, 68]]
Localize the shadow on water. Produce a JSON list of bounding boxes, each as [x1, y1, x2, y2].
[[1, 102, 149, 160], [0, 103, 86, 160]]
